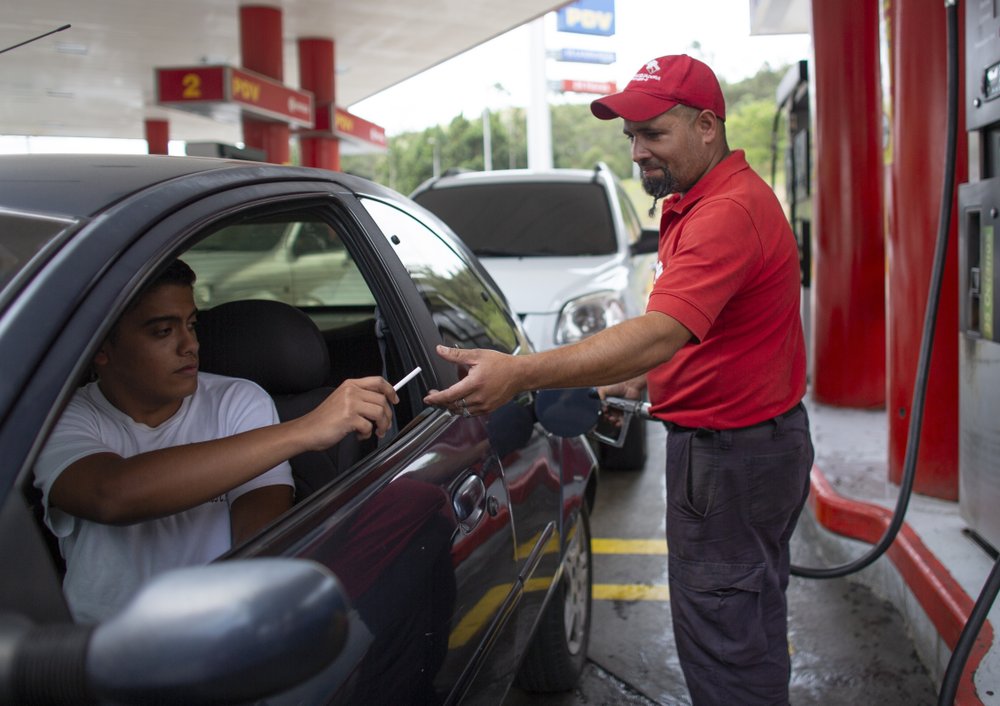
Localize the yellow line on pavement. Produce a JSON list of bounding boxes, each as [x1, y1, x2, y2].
[[593, 583, 670, 601], [592, 538, 668, 555]]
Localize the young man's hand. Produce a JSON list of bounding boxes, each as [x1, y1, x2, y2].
[[305, 376, 398, 449]]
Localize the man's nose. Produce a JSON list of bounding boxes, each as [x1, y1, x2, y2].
[[180, 327, 199, 355], [631, 138, 651, 162]]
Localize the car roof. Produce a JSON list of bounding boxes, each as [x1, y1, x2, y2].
[[0, 154, 401, 220], [413, 166, 606, 194]]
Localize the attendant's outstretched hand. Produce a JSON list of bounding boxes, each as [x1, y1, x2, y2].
[[423, 345, 521, 417]]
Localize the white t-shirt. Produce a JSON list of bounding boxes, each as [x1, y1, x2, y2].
[[33, 372, 294, 623]]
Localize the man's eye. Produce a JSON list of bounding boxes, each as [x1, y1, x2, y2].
[[154, 327, 171, 337]]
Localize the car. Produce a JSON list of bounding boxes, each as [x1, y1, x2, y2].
[[0, 154, 602, 705], [411, 164, 659, 470]]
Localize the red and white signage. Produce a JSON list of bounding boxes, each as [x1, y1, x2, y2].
[[156, 65, 314, 128], [558, 79, 617, 95]]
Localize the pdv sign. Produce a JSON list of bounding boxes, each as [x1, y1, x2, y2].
[[557, 0, 616, 37]]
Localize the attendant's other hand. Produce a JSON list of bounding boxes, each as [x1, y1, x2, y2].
[[423, 345, 519, 417], [597, 375, 646, 427]]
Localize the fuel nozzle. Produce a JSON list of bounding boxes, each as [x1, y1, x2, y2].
[[589, 394, 652, 447]]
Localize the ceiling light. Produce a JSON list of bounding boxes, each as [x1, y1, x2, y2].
[[54, 42, 88, 55]]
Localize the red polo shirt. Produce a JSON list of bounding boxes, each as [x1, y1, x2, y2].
[[645, 150, 806, 429]]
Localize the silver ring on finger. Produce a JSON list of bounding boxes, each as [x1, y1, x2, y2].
[[461, 398, 471, 417]]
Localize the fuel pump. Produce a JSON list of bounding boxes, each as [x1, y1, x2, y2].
[[772, 60, 813, 375], [957, 0, 1000, 561]]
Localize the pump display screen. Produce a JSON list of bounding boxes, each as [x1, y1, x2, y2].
[[985, 62, 1000, 101]]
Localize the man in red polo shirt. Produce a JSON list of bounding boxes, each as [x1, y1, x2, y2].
[[424, 54, 813, 705]]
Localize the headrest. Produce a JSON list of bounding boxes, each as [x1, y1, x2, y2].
[[197, 300, 330, 395]]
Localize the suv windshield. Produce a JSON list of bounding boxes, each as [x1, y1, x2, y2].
[[414, 181, 617, 257]]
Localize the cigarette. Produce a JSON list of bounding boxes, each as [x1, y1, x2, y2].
[[393, 366, 422, 392]]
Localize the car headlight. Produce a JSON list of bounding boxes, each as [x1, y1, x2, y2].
[[555, 292, 627, 345]]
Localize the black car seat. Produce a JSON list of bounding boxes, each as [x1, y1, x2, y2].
[[196, 299, 372, 499]]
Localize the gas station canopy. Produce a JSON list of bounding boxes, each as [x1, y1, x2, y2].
[[0, 0, 568, 144]]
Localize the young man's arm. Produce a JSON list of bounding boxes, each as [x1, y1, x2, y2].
[[424, 311, 691, 416], [49, 376, 396, 525], [230, 485, 295, 544]]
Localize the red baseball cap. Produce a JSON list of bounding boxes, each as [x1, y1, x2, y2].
[[590, 54, 726, 122]]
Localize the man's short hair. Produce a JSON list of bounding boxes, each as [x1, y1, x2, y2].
[[106, 259, 196, 344], [152, 258, 196, 289]]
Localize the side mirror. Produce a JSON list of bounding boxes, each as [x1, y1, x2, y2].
[[630, 227, 659, 256], [1, 559, 349, 705], [534, 387, 603, 437]]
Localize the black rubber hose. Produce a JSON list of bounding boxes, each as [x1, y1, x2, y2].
[[791, 0, 958, 579], [938, 553, 1000, 704]]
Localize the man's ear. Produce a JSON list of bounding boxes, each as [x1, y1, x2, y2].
[[696, 110, 720, 143], [92, 342, 110, 369]]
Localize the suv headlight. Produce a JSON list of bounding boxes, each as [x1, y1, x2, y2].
[[555, 292, 627, 345]]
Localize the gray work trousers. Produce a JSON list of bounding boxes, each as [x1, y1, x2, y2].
[[664, 403, 814, 706]]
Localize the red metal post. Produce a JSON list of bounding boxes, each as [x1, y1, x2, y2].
[[144, 119, 169, 155], [239, 5, 290, 164], [810, 0, 886, 409], [884, 0, 965, 498], [298, 37, 340, 171]]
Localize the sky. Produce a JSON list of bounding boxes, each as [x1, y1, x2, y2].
[[350, 0, 812, 136]]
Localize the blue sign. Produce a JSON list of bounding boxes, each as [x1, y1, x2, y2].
[[556, 48, 617, 65], [556, 0, 616, 37]]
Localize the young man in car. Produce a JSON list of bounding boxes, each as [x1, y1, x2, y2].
[[425, 55, 813, 705], [34, 259, 398, 624]]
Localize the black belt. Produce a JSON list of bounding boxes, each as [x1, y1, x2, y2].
[[663, 401, 805, 436]]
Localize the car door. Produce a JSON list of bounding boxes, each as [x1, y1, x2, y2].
[[193, 195, 526, 704], [357, 197, 569, 701]]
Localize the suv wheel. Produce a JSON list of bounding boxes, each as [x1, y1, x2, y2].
[[598, 416, 647, 471]]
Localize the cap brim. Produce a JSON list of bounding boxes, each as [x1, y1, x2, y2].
[[590, 90, 678, 121]]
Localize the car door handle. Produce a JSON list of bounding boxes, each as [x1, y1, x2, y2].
[[453, 474, 486, 532]]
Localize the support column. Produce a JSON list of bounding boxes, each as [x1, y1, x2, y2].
[[810, 0, 886, 407], [239, 5, 290, 164], [298, 37, 340, 171], [144, 119, 169, 155], [884, 0, 965, 498]]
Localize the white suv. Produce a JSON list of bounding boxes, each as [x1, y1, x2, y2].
[[412, 163, 658, 470]]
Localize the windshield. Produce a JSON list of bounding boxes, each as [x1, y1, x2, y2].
[[414, 181, 618, 257]]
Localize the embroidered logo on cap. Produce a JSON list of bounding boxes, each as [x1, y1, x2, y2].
[[632, 59, 662, 83]]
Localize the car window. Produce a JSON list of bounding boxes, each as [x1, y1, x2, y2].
[[616, 182, 644, 244], [361, 197, 520, 353], [185, 216, 376, 318], [412, 181, 617, 257]]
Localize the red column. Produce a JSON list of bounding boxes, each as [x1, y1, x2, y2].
[[298, 37, 340, 171], [239, 5, 290, 164], [810, 0, 886, 408], [144, 119, 169, 155], [884, 0, 965, 499]]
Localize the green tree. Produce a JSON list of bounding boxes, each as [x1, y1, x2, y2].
[[341, 62, 795, 196]]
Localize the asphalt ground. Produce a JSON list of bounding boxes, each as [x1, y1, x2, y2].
[[504, 421, 939, 706]]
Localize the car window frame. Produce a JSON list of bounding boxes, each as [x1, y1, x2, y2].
[[0, 180, 448, 561]]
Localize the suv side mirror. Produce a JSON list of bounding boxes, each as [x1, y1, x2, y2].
[[1, 559, 349, 705], [630, 227, 660, 256]]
